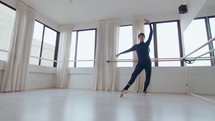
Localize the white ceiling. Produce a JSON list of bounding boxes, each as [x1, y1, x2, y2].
[[20, 0, 181, 25]]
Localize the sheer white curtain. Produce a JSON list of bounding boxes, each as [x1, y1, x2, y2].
[[0, 2, 35, 92], [94, 20, 119, 91], [106, 20, 119, 91], [55, 25, 73, 89], [94, 21, 107, 91], [131, 18, 145, 92]]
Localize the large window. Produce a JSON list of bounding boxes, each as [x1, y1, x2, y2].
[[0, 2, 16, 61], [117, 25, 133, 67], [69, 29, 96, 68], [156, 21, 181, 67], [30, 21, 59, 67], [184, 19, 211, 66]]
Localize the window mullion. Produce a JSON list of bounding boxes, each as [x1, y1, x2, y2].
[[93, 29, 97, 67], [177, 20, 184, 66], [153, 24, 158, 67], [205, 17, 215, 66], [74, 31, 79, 68], [53, 32, 60, 67], [39, 25, 46, 65]]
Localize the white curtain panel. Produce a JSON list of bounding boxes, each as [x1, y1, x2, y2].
[[0, 2, 35, 92], [55, 25, 73, 89], [131, 18, 146, 92], [94, 21, 107, 91], [106, 20, 119, 91]]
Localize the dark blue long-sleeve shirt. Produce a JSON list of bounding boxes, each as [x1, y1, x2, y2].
[[120, 24, 153, 63]]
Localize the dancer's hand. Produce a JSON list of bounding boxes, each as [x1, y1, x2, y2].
[[144, 18, 151, 24], [116, 54, 120, 58]]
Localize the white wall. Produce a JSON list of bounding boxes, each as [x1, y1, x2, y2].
[[68, 68, 95, 90], [197, 6, 215, 18], [67, 67, 187, 93], [180, 0, 207, 32], [187, 67, 215, 95], [0, 61, 56, 90], [148, 67, 186, 93], [68, 66, 215, 95], [26, 65, 56, 90], [116, 67, 187, 93], [197, 0, 215, 18]]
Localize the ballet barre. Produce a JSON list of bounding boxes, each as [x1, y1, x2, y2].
[[106, 57, 215, 63], [30, 56, 58, 62], [183, 38, 215, 59], [30, 56, 95, 63], [181, 38, 215, 64], [195, 49, 215, 59], [0, 49, 8, 53], [68, 60, 95, 62]]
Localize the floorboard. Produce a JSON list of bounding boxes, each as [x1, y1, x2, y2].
[[0, 89, 215, 121]]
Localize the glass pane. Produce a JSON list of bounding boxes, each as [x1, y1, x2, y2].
[[157, 22, 180, 67], [30, 21, 43, 65], [0, 3, 16, 61], [117, 26, 133, 67], [76, 30, 96, 67], [69, 31, 77, 67], [210, 17, 215, 38], [41, 27, 57, 67], [145, 24, 155, 67], [209, 17, 215, 56], [184, 19, 211, 66]]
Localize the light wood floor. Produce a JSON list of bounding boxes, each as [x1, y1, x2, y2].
[[0, 89, 215, 121]]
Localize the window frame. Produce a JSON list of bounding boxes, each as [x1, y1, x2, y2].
[[31, 20, 60, 67], [70, 28, 97, 68], [153, 20, 183, 67]]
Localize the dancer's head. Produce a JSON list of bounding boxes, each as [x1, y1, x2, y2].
[[138, 33, 145, 42]]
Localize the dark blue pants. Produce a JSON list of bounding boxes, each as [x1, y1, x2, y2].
[[124, 62, 152, 92]]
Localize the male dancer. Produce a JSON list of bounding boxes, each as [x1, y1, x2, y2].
[[116, 19, 153, 97]]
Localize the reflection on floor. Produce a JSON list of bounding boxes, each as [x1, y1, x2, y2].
[[0, 89, 215, 121], [200, 94, 215, 101]]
